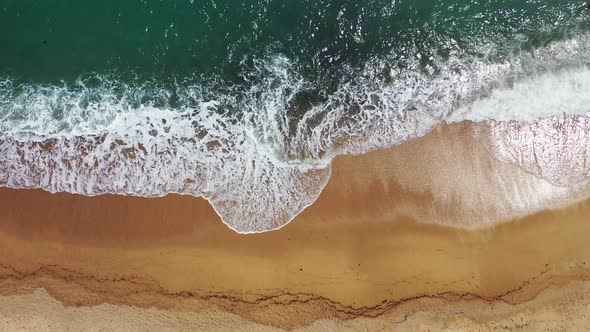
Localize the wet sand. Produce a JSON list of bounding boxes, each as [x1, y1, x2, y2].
[[0, 122, 589, 330]]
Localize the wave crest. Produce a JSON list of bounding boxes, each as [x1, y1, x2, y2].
[[1, 33, 590, 232]]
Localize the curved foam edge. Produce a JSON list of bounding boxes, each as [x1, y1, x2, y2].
[[1, 33, 590, 233], [484, 114, 590, 188], [0, 134, 333, 234], [208, 166, 332, 234]]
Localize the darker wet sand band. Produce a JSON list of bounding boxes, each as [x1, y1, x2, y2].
[[0, 122, 589, 330]]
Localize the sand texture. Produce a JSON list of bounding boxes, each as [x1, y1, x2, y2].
[[0, 122, 589, 330]]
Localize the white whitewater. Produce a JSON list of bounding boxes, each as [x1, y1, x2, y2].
[[1, 34, 590, 233]]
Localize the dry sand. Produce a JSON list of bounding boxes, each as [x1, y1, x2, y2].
[[0, 122, 589, 331]]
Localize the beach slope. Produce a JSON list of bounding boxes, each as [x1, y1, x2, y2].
[[0, 122, 589, 330]]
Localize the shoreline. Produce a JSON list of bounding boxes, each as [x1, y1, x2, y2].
[[1, 121, 589, 330]]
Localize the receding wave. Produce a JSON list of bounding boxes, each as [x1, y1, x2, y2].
[[1, 32, 590, 232]]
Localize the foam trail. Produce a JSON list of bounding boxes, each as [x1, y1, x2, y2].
[[289, 34, 590, 160], [1, 34, 590, 232], [0, 134, 331, 233], [0, 63, 332, 233], [484, 114, 590, 188], [451, 67, 590, 123]]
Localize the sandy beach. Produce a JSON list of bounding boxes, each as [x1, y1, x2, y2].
[[1, 122, 589, 331]]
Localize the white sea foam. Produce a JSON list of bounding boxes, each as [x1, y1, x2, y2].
[[0, 59, 332, 234], [484, 114, 590, 188], [1, 33, 590, 233]]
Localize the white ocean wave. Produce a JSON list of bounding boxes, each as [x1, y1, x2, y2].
[[1, 33, 590, 232]]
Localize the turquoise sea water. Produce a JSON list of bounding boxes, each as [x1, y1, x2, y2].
[[1, 1, 588, 82], [0, 1, 589, 232]]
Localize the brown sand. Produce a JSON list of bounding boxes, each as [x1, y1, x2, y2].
[[0, 122, 589, 330]]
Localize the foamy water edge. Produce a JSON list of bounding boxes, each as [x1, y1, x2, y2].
[[1, 34, 590, 233]]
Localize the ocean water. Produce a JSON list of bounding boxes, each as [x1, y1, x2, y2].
[[0, 0, 589, 232]]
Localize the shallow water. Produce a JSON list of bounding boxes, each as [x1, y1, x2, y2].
[[0, 0, 589, 232]]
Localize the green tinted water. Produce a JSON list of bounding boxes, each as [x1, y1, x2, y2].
[[1, 0, 588, 84]]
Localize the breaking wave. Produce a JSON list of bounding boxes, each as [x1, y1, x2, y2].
[[1, 32, 590, 232]]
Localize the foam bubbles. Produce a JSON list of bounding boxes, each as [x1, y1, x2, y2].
[[1, 34, 590, 233], [292, 33, 590, 160], [484, 114, 590, 188], [0, 60, 332, 233]]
